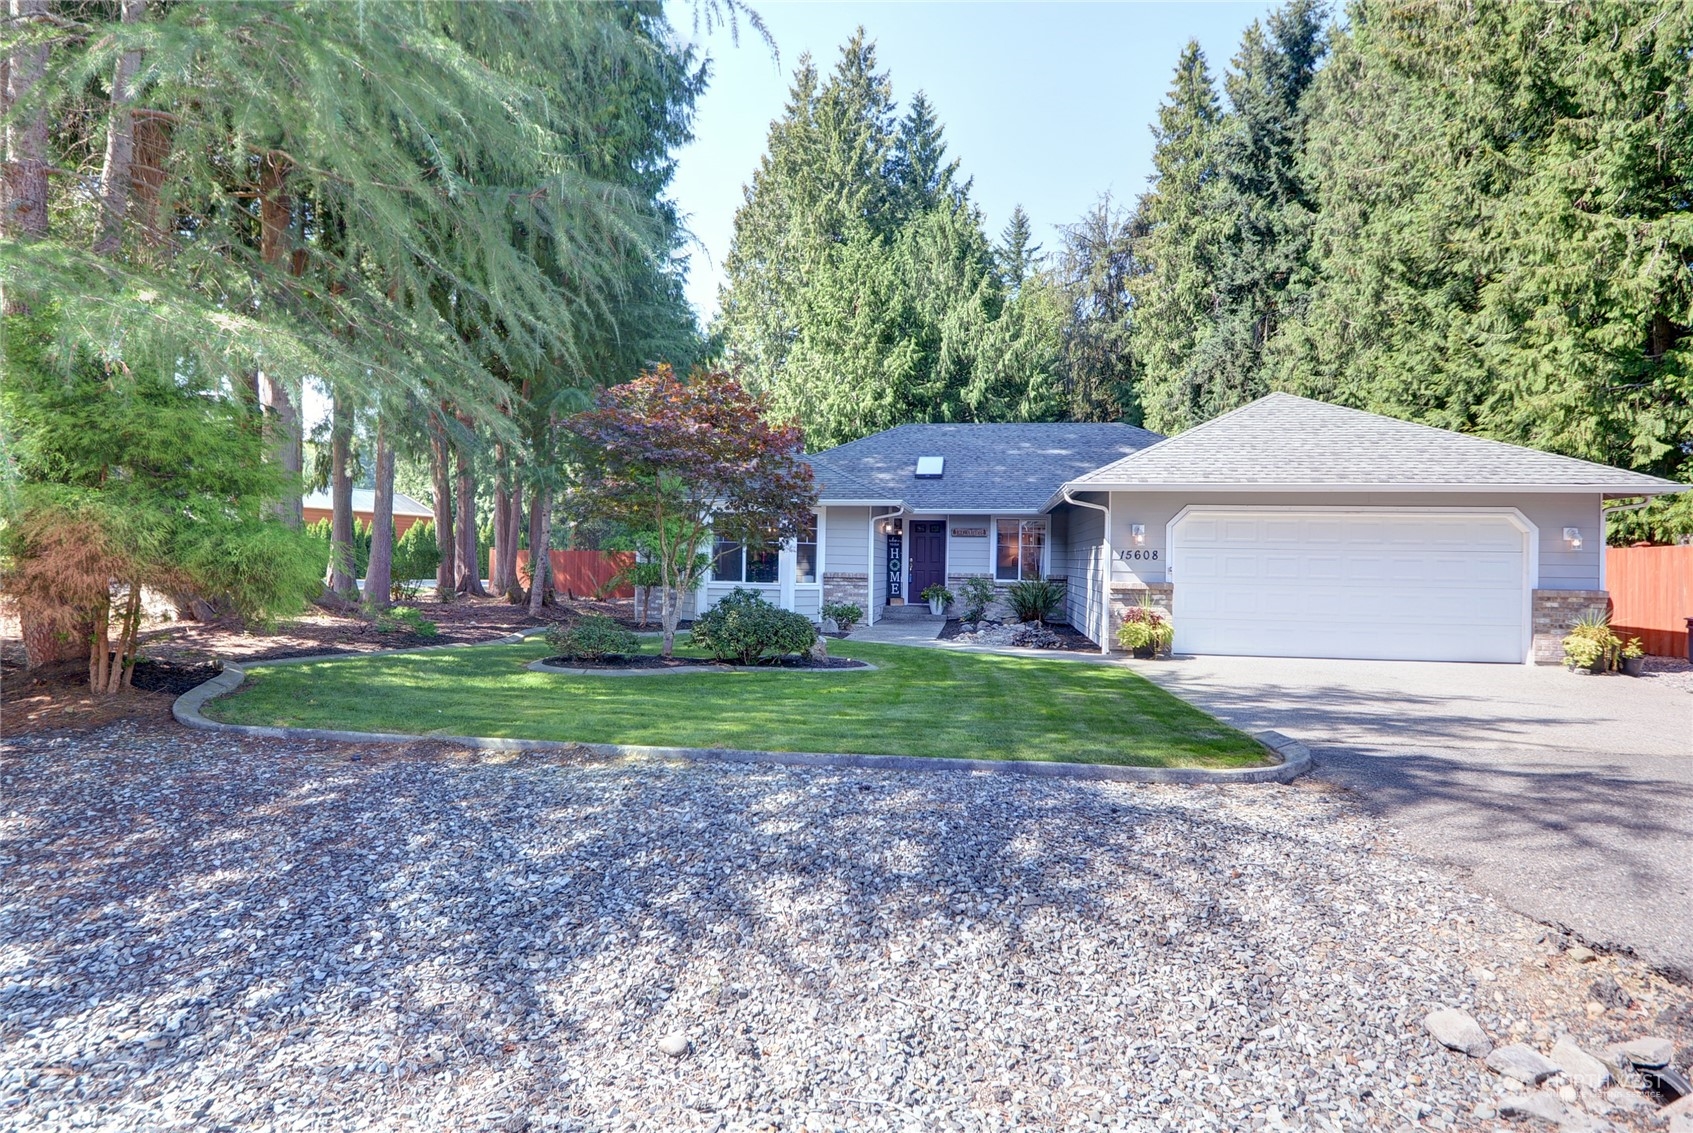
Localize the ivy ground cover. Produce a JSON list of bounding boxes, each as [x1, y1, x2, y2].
[[207, 638, 1268, 768]]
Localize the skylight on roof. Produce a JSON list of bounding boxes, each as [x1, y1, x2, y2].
[[915, 456, 944, 479]]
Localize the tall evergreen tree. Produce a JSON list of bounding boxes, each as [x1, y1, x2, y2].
[[1054, 196, 1144, 423], [996, 205, 1040, 293], [1128, 40, 1226, 434], [1266, 0, 1692, 513]]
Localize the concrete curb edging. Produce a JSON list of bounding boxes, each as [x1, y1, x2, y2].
[[172, 640, 1312, 785]]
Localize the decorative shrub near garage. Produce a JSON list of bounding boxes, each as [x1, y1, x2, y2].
[[690, 587, 817, 665], [545, 615, 641, 662]]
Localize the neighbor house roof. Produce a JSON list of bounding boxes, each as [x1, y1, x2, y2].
[[301, 488, 434, 517], [1064, 393, 1686, 496], [808, 422, 1164, 513]]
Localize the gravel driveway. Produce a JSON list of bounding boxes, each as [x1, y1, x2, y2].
[[1123, 655, 1693, 980], [3, 721, 1689, 1132]]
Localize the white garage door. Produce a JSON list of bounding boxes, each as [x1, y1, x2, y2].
[[1170, 509, 1530, 663]]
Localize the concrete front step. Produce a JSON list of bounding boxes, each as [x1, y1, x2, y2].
[[878, 604, 946, 623]]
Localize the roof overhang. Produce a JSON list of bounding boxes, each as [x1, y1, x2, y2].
[[817, 497, 905, 508]]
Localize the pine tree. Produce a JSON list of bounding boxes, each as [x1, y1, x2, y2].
[[887, 91, 963, 222], [1055, 196, 1144, 423]]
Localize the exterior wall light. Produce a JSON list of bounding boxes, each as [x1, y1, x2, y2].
[[1130, 523, 1146, 545], [1563, 527, 1582, 549]]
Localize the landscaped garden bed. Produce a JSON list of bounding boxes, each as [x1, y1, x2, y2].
[[205, 636, 1270, 768]]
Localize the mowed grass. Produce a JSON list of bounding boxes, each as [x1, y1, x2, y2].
[[207, 637, 1270, 768]]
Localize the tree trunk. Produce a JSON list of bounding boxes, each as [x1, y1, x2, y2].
[[325, 387, 358, 598], [453, 415, 487, 597], [130, 110, 171, 248], [491, 441, 515, 598], [21, 610, 89, 668], [365, 411, 395, 610], [88, 593, 111, 695], [429, 415, 456, 601], [1, 0, 50, 243], [254, 153, 303, 525], [505, 479, 525, 603], [527, 485, 552, 615], [91, 0, 144, 257]]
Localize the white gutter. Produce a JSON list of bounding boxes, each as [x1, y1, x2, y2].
[[1061, 487, 1112, 655], [867, 507, 904, 626]]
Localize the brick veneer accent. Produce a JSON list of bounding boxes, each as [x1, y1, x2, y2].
[[942, 574, 1070, 623], [1531, 589, 1610, 665], [822, 572, 868, 612]]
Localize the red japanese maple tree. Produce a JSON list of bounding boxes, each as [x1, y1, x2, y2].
[[563, 366, 817, 657]]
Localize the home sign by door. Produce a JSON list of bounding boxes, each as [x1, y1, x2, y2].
[[886, 533, 903, 602]]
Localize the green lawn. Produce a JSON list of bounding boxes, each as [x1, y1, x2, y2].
[[207, 637, 1269, 768]]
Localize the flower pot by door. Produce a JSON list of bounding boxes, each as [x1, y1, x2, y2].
[[928, 599, 946, 616]]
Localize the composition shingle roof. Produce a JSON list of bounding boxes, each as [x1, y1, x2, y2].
[[807, 422, 1164, 512], [1067, 393, 1685, 494]]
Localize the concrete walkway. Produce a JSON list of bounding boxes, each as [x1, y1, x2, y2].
[[1121, 654, 1693, 977], [848, 618, 946, 645]]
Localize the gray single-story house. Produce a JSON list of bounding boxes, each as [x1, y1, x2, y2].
[[682, 393, 1684, 664]]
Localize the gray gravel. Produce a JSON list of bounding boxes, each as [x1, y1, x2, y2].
[[2, 721, 1688, 1132]]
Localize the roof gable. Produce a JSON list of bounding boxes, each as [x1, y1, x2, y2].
[[1069, 393, 1683, 494], [808, 422, 1164, 512]]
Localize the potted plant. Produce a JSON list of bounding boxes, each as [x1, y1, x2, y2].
[[1620, 637, 1646, 677], [1116, 594, 1173, 658], [920, 583, 954, 617]]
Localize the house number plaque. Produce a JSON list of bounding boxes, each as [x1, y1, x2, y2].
[[1116, 549, 1160, 561], [886, 535, 903, 600]]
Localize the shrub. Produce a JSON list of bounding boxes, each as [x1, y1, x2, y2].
[[821, 601, 863, 633], [393, 519, 441, 582], [1562, 610, 1620, 671], [957, 575, 997, 625], [690, 587, 817, 665], [374, 605, 438, 637], [1116, 594, 1173, 655], [1006, 578, 1065, 623], [545, 614, 640, 661]]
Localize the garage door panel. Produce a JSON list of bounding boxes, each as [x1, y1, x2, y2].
[[1171, 510, 1527, 663]]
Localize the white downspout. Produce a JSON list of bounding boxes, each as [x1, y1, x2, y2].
[[867, 507, 903, 626], [1061, 487, 1112, 655]]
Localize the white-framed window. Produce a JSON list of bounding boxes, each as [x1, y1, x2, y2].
[[712, 533, 779, 583], [995, 518, 1046, 581], [795, 514, 818, 583]]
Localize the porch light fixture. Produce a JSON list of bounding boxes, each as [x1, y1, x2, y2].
[[1563, 527, 1583, 549], [1130, 524, 1146, 545]]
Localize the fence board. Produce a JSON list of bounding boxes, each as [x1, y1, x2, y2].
[[1606, 545, 1692, 659], [502, 549, 634, 599]]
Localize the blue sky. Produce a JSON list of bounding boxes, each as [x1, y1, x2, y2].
[[666, 1, 1284, 323]]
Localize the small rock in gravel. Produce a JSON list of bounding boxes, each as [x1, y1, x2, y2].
[[1472, 1101, 1498, 1120], [1497, 1090, 1567, 1123], [1589, 975, 1634, 1009], [1426, 1007, 1493, 1057], [657, 1031, 690, 1059], [1602, 1086, 1654, 1111], [1487, 1043, 1562, 1085], [1550, 1036, 1613, 1089], [1611, 1035, 1672, 1068], [1567, 945, 1599, 964]]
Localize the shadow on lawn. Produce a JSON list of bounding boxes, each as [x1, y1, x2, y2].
[[0, 725, 1449, 1126]]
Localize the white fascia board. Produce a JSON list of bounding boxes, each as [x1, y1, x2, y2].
[[818, 497, 905, 508], [1065, 481, 1685, 495]]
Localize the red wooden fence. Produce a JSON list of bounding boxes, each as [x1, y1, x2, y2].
[[1606, 545, 1692, 658], [501, 549, 635, 599]]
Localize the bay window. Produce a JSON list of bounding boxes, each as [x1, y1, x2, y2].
[[995, 518, 1046, 581]]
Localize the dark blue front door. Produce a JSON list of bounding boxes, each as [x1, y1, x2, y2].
[[909, 521, 947, 601]]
